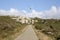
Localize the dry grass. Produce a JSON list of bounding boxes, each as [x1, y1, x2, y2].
[[0, 16, 26, 40], [33, 18, 60, 40]]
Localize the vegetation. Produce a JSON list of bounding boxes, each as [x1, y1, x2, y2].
[[0, 16, 26, 40], [34, 17, 60, 40]]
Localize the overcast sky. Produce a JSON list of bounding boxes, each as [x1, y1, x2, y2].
[[0, 0, 60, 19]]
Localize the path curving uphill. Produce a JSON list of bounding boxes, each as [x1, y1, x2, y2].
[[15, 25, 38, 40]]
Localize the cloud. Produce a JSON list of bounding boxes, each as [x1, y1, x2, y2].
[[0, 8, 26, 16], [30, 6, 60, 19], [0, 6, 60, 19]]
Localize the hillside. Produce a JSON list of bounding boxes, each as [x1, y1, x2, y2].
[[34, 18, 60, 40], [0, 16, 26, 40]]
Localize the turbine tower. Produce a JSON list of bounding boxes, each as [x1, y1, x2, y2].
[[30, 7, 32, 17]]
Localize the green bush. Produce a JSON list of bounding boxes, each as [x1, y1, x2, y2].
[[56, 35, 60, 40]]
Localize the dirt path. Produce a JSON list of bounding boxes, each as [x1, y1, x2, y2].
[[37, 31, 53, 40], [35, 30, 55, 40], [15, 25, 38, 40]]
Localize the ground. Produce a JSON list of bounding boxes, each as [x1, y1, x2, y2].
[[15, 25, 54, 40], [15, 25, 38, 40]]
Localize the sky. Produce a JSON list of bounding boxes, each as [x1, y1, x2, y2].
[[0, 0, 60, 19]]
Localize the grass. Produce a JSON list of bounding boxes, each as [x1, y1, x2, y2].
[[33, 18, 60, 40], [0, 16, 26, 40]]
